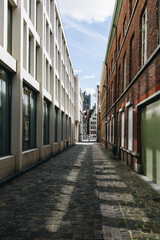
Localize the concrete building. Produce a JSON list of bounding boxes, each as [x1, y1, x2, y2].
[[100, 0, 160, 185], [89, 104, 97, 140], [96, 85, 101, 142], [0, 0, 78, 180], [75, 77, 83, 142], [83, 110, 88, 140], [83, 91, 91, 111], [79, 89, 83, 141]]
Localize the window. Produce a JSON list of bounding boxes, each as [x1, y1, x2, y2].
[[0, 66, 11, 156], [29, 35, 33, 75], [128, 106, 133, 151], [141, 6, 147, 66], [29, 0, 32, 20], [114, 50, 117, 62], [112, 117, 114, 143], [123, 54, 126, 91], [36, 45, 38, 80], [54, 107, 58, 142], [23, 85, 36, 151], [118, 65, 121, 97], [61, 112, 64, 141], [118, 34, 121, 51], [111, 59, 113, 71], [111, 82, 113, 105], [123, 17, 127, 37], [130, 34, 134, 82], [121, 112, 125, 147], [117, 112, 119, 146], [43, 99, 50, 145], [7, 2, 12, 54], [109, 120, 111, 143], [130, 0, 132, 17]]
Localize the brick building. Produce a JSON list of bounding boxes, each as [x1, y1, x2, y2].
[[100, 0, 160, 185]]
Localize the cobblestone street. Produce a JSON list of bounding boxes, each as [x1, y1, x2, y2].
[[0, 143, 160, 240]]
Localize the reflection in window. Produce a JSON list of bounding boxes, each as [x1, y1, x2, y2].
[[23, 85, 36, 150], [0, 66, 11, 156], [43, 99, 50, 145]]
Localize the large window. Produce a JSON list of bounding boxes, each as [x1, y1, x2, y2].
[[141, 6, 147, 66], [112, 117, 114, 144], [43, 99, 50, 145], [111, 82, 113, 105], [0, 66, 11, 156], [54, 107, 58, 142], [61, 112, 64, 141], [7, 2, 12, 54], [123, 54, 126, 91], [128, 107, 133, 151], [23, 85, 36, 150], [121, 112, 125, 147]]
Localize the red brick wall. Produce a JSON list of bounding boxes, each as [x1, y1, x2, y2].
[[103, 0, 160, 169]]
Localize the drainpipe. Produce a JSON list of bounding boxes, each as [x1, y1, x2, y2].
[[113, 24, 117, 145]]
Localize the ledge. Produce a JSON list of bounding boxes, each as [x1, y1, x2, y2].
[[0, 46, 16, 72]]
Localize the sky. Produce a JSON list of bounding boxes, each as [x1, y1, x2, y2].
[[57, 0, 116, 106]]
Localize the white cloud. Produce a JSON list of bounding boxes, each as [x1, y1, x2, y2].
[[62, 17, 107, 41], [74, 69, 82, 73], [85, 88, 96, 95], [82, 75, 95, 79], [57, 0, 116, 23]]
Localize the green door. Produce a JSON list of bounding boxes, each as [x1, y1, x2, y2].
[[141, 99, 160, 185]]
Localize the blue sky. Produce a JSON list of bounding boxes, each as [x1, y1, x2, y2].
[[57, 0, 116, 106]]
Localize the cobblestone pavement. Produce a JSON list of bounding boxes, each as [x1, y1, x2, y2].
[[0, 143, 160, 240]]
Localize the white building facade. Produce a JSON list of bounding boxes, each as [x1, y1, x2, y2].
[[89, 106, 97, 140], [0, 0, 78, 179]]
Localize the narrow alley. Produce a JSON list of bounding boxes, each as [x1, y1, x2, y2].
[[0, 143, 160, 240]]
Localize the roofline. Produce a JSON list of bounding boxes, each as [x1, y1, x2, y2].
[[104, 0, 122, 64]]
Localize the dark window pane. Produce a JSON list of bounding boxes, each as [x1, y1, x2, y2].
[[23, 85, 36, 151], [0, 66, 11, 156], [43, 99, 50, 145]]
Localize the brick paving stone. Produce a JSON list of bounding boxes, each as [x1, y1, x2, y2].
[[0, 143, 160, 239]]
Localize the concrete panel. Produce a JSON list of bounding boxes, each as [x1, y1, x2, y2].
[[22, 148, 39, 169], [54, 143, 60, 154], [42, 145, 52, 159], [0, 155, 16, 179]]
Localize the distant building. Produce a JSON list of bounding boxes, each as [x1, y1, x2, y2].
[[75, 79, 83, 142], [89, 104, 97, 140], [83, 91, 91, 111], [96, 85, 101, 142]]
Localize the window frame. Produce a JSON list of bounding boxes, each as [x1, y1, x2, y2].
[[128, 106, 133, 151], [121, 111, 125, 148]]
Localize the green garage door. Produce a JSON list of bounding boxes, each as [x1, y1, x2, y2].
[[141, 99, 160, 186]]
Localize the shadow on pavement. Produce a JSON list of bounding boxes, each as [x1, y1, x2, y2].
[[0, 143, 160, 239]]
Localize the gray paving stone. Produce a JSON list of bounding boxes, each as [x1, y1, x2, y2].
[[0, 143, 160, 239]]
